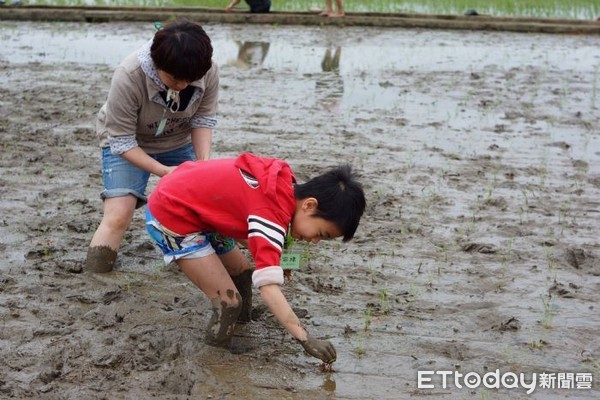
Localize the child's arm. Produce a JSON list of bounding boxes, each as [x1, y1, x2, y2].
[[259, 283, 337, 363]]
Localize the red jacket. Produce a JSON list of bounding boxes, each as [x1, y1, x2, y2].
[[148, 153, 296, 287]]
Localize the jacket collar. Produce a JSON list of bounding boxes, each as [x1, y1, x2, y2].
[[138, 39, 206, 103]]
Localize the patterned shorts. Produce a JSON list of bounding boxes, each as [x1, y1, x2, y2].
[[145, 208, 236, 264]]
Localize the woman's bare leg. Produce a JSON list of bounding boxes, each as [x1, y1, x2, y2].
[[85, 195, 137, 272], [330, 0, 344, 17], [320, 0, 333, 16]]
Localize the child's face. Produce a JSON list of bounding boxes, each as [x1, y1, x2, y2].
[[290, 198, 342, 244]]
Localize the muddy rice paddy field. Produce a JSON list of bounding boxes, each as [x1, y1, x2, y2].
[[0, 21, 599, 399]]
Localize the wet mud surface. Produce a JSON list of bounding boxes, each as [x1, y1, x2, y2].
[[1, 22, 600, 399]]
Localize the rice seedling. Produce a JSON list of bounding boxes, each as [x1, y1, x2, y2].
[[539, 294, 556, 329], [529, 337, 548, 350], [497, 238, 514, 277], [544, 246, 556, 273], [485, 164, 500, 201], [592, 65, 599, 110], [378, 288, 390, 314], [355, 335, 365, 356], [363, 304, 373, 332], [557, 201, 569, 236]]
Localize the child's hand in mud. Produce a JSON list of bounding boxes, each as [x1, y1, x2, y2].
[[319, 362, 336, 373], [297, 334, 336, 363]]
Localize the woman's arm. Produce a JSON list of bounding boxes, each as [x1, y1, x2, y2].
[[120, 146, 175, 177], [191, 127, 212, 161]]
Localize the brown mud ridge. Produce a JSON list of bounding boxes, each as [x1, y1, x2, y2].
[[1, 5, 600, 34]]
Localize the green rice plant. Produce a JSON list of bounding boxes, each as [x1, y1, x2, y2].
[[41, 241, 56, 260], [520, 187, 530, 211], [378, 288, 390, 315], [435, 241, 450, 265], [557, 201, 569, 236], [486, 164, 500, 200], [363, 305, 373, 332], [407, 283, 420, 300], [544, 246, 556, 273], [538, 153, 548, 188], [479, 388, 491, 400], [355, 334, 366, 356], [424, 271, 435, 289], [119, 272, 144, 291], [539, 294, 555, 329], [150, 263, 165, 279], [529, 337, 548, 350], [498, 238, 514, 276], [592, 65, 599, 110], [589, 359, 600, 384]]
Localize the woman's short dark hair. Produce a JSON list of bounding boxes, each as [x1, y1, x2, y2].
[[294, 165, 366, 242], [151, 20, 213, 82]]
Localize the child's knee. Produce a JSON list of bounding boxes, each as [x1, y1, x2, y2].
[[210, 289, 243, 325], [217, 289, 243, 310]]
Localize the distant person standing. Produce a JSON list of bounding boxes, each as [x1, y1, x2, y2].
[[226, 0, 271, 13], [320, 0, 344, 17]]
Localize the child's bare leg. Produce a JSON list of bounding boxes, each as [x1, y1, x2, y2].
[[320, 0, 333, 16], [220, 248, 254, 323], [177, 255, 242, 348], [330, 0, 344, 17]]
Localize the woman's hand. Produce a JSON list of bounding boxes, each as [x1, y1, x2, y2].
[[121, 147, 177, 178], [160, 165, 178, 176], [297, 334, 337, 363]]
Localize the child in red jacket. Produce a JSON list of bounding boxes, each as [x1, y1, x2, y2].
[[146, 152, 365, 363]]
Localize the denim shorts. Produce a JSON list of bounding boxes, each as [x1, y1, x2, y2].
[[100, 143, 195, 208], [145, 208, 236, 265]]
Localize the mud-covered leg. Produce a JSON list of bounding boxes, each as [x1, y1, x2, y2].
[[205, 289, 242, 348], [231, 269, 254, 323], [84, 245, 117, 273]]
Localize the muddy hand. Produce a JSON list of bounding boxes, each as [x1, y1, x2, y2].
[[297, 335, 336, 363]]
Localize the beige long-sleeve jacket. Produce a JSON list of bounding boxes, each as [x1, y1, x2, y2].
[[96, 42, 219, 154]]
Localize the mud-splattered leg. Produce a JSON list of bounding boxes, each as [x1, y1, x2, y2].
[[231, 269, 253, 323], [84, 245, 117, 273], [205, 289, 242, 348]]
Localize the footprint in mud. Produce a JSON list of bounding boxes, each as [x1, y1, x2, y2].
[[420, 340, 470, 361], [565, 247, 599, 276], [303, 276, 345, 294], [462, 242, 498, 254], [66, 220, 95, 233], [482, 197, 508, 210], [548, 282, 579, 299], [0, 276, 17, 292], [490, 316, 521, 332]]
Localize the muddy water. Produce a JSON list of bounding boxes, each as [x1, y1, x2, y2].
[[0, 21, 599, 399]]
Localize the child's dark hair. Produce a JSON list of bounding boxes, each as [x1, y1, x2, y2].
[[294, 165, 366, 242], [151, 20, 213, 82]]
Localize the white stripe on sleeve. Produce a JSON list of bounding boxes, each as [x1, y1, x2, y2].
[[247, 215, 286, 251]]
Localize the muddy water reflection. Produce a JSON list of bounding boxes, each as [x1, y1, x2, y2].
[[0, 22, 391, 110], [316, 46, 344, 113], [2, 22, 598, 115], [231, 41, 270, 68]]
